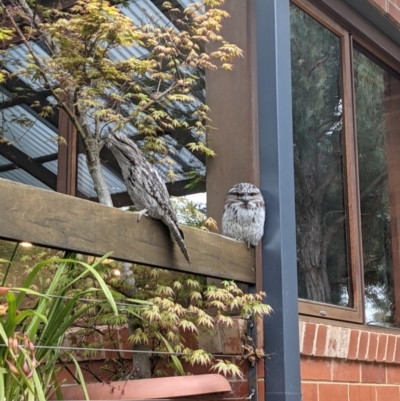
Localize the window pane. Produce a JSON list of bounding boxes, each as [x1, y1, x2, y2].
[[290, 4, 352, 306], [354, 48, 399, 327]]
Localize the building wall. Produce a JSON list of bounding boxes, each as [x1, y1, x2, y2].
[[299, 320, 400, 401], [296, 1, 400, 400], [57, 321, 256, 400], [369, 0, 400, 24]]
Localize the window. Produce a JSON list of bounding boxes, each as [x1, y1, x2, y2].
[[291, 0, 400, 326]]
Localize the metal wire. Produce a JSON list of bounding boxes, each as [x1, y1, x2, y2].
[[57, 398, 252, 401], [0, 342, 244, 359], [10, 290, 149, 309], [9, 290, 249, 319]]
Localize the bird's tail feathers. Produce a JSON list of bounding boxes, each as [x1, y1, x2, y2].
[[165, 219, 191, 264]]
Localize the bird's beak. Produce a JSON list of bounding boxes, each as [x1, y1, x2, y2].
[[242, 195, 250, 204]]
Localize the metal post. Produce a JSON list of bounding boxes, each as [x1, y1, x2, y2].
[[255, 1, 302, 401]]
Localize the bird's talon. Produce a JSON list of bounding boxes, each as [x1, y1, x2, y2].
[[137, 209, 148, 222]]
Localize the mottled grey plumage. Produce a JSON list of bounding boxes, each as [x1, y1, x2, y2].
[[104, 131, 190, 264], [222, 183, 265, 248]]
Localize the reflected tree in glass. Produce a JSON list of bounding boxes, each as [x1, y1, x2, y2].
[[354, 48, 396, 327], [290, 4, 351, 306]]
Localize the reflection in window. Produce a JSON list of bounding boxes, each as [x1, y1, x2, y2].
[[0, 105, 58, 191], [354, 49, 399, 327], [290, 4, 351, 306]]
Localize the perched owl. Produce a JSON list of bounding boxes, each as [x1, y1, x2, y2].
[[104, 131, 191, 264], [222, 183, 265, 249]]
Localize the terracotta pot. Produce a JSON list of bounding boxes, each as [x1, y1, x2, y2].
[[48, 373, 231, 400]]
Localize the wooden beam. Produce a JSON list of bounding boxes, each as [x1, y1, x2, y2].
[[0, 179, 255, 283], [57, 108, 77, 195], [205, 0, 262, 294], [88, 179, 206, 208], [0, 90, 52, 111], [0, 144, 57, 189], [0, 152, 58, 172], [39, 0, 78, 9], [0, 70, 58, 127], [206, 0, 260, 228]]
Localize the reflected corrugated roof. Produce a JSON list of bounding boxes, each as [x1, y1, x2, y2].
[[109, 0, 164, 61], [177, 0, 205, 14], [0, 169, 51, 190], [77, 154, 127, 198], [0, 155, 10, 167], [0, 87, 11, 103], [4, 42, 50, 90], [135, 134, 205, 181], [1, 0, 205, 197], [1, 105, 58, 158], [119, 0, 172, 27], [43, 160, 57, 174]]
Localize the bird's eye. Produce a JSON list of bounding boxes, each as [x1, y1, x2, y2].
[[230, 192, 239, 196], [249, 192, 258, 196]]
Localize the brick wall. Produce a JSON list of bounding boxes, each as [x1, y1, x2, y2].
[[369, 0, 400, 25], [300, 320, 400, 401], [56, 320, 258, 400]]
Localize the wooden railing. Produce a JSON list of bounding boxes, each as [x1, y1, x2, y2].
[[0, 179, 255, 283]]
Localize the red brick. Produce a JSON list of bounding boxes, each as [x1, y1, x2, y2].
[[257, 379, 265, 401], [361, 362, 386, 383], [372, 0, 387, 12], [301, 357, 331, 381], [57, 365, 76, 384], [81, 361, 104, 382], [367, 333, 378, 362], [376, 385, 400, 400], [395, 337, 400, 363], [318, 383, 348, 401], [256, 317, 264, 349], [257, 360, 265, 379], [181, 361, 211, 376], [228, 381, 249, 398], [302, 323, 317, 356], [302, 383, 318, 401], [389, 2, 400, 25], [331, 360, 360, 382], [377, 334, 388, 363], [220, 319, 246, 355], [387, 335, 397, 363], [120, 326, 132, 359], [358, 331, 369, 361], [348, 330, 360, 360], [348, 385, 376, 401], [315, 325, 328, 357], [387, 365, 400, 384]]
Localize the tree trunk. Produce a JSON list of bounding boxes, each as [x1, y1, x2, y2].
[[82, 135, 153, 378], [84, 136, 113, 207], [297, 204, 332, 303], [120, 263, 152, 379]]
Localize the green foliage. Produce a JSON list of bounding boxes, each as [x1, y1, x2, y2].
[[76, 262, 271, 378], [0, 0, 242, 204], [24, 254, 269, 379], [0, 237, 271, 383], [0, 248, 119, 401], [171, 197, 216, 230]]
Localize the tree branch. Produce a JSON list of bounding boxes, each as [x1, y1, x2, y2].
[[137, 82, 178, 113], [361, 171, 388, 199], [4, 6, 85, 143], [14, 0, 55, 54]]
